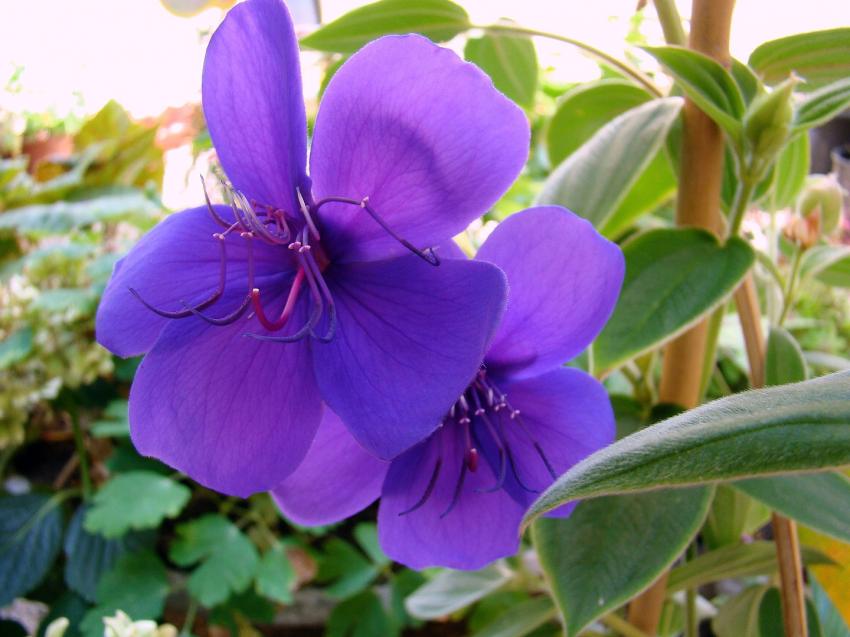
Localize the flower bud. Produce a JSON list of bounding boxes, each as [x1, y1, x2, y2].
[[798, 174, 844, 236], [744, 76, 797, 164]]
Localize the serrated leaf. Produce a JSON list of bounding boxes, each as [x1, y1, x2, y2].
[[749, 28, 850, 91], [469, 596, 556, 637], [593, 228, 755, 373], [170, 514, 259, 607], [546, 80, 652, 166], [537, 97, 683, 228], [644, 45, 745, 141], [255, 544, 296, 604], [0, 493, 64, 605], [317, 538, 379, 599], [795, 78, 850, 131], [522, 371, 850, 524], [63, 505, 151, 602], [80, 550, 169, 637], [405, 564, 511, 619], [737, 473, 850, 543], [532, 488, 711, 636], [667, 541, 832, 594], [84, 471, 190, 538], [300, 0, 470, 53]]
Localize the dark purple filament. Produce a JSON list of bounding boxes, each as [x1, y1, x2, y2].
[[128, 178, 438, 343], [400, 368, 558, 518]]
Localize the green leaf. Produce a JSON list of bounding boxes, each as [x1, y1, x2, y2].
[[737, 473, 850, 543], [731, 58, 762, 105], [818, 253, 850, 288], [89, 400, 130, 438], [0, 192, 159, 236], [327, 589, 394, 637], [795, 78, 850, 131], [593, 228, 755, 373], [469, 596, 556, 637], [546, 80, 652, 165], [300, 0, 470, 53], [170, 514, 258, 607], [749, 28, 850, 91], [758, 587, 823, 637], [405, 564, 511, 619], [255, 543, 296, 604], [643, 45, 745, 141], [537, 97, 683, 228], [811, 577, 850, 637], [667, 541, 832, 594], [801, 246, 850, 281], [702, 485, 770, 548], [464, 30, 537, 108], [84, 471, 190, 538], [0, 326, 33, 369], [766, 326, 808, 386], [317, 538, 380, 599], [80, 551, 169, 636], [521, 370, 850, 524], [0, 493, 64, 605], [532, 488, 711, 636], [771, 132, 810, 210], [353, 522, 389, 566], [63, 505, 150, 602], [712, 585, 770, 637]]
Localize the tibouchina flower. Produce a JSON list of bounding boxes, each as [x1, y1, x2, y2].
[[274, 207, 625, 569], [95, 0, 528, 497]]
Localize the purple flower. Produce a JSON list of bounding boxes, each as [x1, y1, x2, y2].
[[274, 207, 625, 569], [95, 0, 529, 497]]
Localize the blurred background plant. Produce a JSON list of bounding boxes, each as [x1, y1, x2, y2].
[[2, 1, 850, 637]]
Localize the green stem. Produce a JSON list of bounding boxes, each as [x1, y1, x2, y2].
[[600, 613, 651, 637], [476, 23, 663, 97], [653, 0, 687, 46], [70, 413, 92, 499], [727, 177, 758, 239], [181, 599, 198, 637], [698, 303, 727, 400], [778, 248, 804, 327]]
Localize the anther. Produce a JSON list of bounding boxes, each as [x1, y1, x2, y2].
[[466, 448, 479, 472]]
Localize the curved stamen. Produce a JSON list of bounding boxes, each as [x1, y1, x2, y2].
[[303, 250, 337, 343], [314, 196, 440, 266], [473, 412, 508, 494], [440, 461, 467, 518], [200, 175, 233, 228], [129, 235, 227, 318], [398, 458, 442, 516], [512, 412, 558, 480], [296, 187, 321, 241], [250, 268, 306, 332], [233, 190, 290, 245], [181, 294, 251, 326]]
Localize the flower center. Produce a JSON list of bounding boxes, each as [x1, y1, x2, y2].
[[399, 368, 557, 518], [129, 178, 439, 343]]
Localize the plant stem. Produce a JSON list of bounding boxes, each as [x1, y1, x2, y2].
[[70, 413, 92, 500], [727, 177, 758, 238], [600, 613, 651, 637], [778, 247, 803, 326], [685, 542, 699, 637], [181, 598, 198, 637], [773, 514, 808, 637], [476, 23, 662, 97], [627, 0, 735, 631], [653, 0, 687, 46]]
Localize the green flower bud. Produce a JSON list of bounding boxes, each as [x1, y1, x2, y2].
[[744, 76, 798, 165], [797, 174, 844, 235]]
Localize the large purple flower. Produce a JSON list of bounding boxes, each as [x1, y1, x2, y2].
[[274, 207, 625, 569], [95, 0, 528, 497]]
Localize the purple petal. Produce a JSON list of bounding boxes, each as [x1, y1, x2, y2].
[[203, 0, 308, 212], [96, 205, 289, 358], [313, 256, 507, 459], [310, 35, 529, 263], [378, 426, 526, 570], [476, 207, 624, 378], [495, 368, 615, 516], [272, 408, 388, 526], [129, 294, 321, 497]]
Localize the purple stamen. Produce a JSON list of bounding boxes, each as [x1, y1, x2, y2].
[[440, 461, 467, 518], [398, 458, 442, 516]]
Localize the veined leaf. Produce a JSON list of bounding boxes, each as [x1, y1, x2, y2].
[[522, 371, 850, 525], [644, 45, 745, 141], [469, 596, 556, 637], [405, 564, 511, 619], [766, 326, 807, 386], [300, 0, 470, 53], [794, 77, 850, 131], [749, 28, 850, 91], [771, 132, 810, 210], [593, 228, 754, 373], [465, 30, 537, 108], [537, 97, 682, 228], [532, 488, 711, 636]]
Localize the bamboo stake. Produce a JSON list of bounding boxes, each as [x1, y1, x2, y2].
[[627, 0, 735, 632]]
